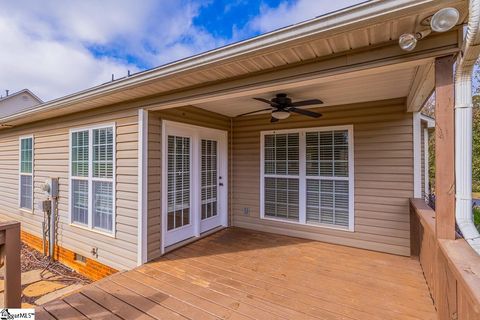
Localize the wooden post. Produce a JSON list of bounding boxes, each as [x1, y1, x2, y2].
[[435, 55, 456, 240], [434, 55, 457, 320], [3, 221, 21, 308]]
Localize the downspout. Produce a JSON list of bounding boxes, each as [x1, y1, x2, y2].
[[455, 0, 480, 253]]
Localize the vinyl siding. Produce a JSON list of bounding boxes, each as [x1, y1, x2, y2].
[[0, 104, 139, 270], [146, 106, 231, 260], [231, 98, 413, 256]]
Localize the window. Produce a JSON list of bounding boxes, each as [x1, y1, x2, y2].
[[261, 126, 354, 230], [201, 139, 218, 220], [70, 125, 115, 233], [167, 135, 190, 230], [19, 136, 33, 210], [263, 133, 300, 220]]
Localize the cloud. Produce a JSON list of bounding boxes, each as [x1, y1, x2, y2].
[[0, 14, 136, 102], [0, 0, 225, 101], [247, 0, 366, 34]]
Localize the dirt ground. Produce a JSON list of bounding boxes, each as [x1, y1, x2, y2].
[[0, 243, 91, 307]]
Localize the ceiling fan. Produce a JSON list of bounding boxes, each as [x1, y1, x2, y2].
[[237, 93, 323, 123]]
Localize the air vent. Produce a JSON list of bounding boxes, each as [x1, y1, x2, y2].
[[74, 253, 87, 264]]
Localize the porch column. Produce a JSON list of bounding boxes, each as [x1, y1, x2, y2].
[[434, 55, 457, 320], [434, 55, 456, 240]]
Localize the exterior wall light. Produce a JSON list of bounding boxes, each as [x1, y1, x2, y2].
[[430, 7, 460, 32], [399, 30, 432, 51], [399, 7, 459, 51]]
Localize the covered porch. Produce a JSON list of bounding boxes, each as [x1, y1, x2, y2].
[[12, 1, 478, 318], [135, 1, 467, 261], [35, 228, 436, 320]]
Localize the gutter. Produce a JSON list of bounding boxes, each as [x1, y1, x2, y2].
[[455, 0, 480, 253]]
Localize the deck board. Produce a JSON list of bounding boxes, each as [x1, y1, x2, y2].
[[36, 228, 437, 319]]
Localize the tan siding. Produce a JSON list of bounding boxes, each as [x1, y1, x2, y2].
[[146, 107, 231, 260], [232, 99, 413, 256], [0, 104, 139, 270], [147, 114, 162, 260]]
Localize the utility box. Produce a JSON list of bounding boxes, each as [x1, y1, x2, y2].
[[42, 178, 59, 198], [41, 200, 51, 213]]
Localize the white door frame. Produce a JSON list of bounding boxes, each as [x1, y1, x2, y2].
[[161, 120, 228, 253]]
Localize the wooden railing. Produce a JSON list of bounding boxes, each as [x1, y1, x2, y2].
[[0, 221, 21, 308], [410, 199, 480, 320]]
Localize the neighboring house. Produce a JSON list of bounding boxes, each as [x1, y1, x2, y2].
[[0, 4, 478, 317], [0, 89, 42, 119]]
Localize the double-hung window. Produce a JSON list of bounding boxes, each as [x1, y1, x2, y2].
[[19, 136, 33, 210], [261, 125, 354, 231], [70, 125, 115, 233]]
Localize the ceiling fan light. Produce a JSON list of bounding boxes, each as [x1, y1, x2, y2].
[[272, 110, 290, 120], [399, 33, 417, 51], [430, 7, 460, 32]]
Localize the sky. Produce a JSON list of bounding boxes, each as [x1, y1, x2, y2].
[[0, 0, 365, 102]]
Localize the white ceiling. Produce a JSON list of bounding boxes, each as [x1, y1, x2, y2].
[[194, 65, 417, 117]]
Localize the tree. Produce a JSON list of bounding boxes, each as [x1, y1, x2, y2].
[[424, 64, 480, 194]]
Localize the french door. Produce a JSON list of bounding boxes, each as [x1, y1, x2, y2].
[[162, 120, 228, 248]]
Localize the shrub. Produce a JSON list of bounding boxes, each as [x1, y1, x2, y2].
[[473, 181, 480, 193], [474, 206, 480, 231]]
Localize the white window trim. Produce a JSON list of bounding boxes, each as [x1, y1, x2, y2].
[[19, 135, 34, 212], [413, 112, 422, 198], [260, 125, 355, 232], [424, 127, 430, 198], [69, 123, 116, 237]]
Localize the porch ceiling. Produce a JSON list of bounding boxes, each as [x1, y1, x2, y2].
[[193, 65, 418, 117]]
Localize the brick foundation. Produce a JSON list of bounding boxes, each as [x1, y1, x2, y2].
[[21, 230, 118, 281]]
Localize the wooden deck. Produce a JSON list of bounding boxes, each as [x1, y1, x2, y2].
[[36, 228, 437, 320]]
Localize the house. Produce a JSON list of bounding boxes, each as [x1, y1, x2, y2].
[[1, 0, 480, 318], [0, 89, 42, 119]]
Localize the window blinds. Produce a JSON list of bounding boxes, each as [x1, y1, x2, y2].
[[263, 128, 352, 229]]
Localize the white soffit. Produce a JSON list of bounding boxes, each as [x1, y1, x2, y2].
[[194, 66, 418, 117]]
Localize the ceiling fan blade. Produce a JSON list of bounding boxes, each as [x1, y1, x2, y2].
[[254, 97, 279, 106], [290, 99, 323, 107], [289, 107, 322, 118], [270, 117, 279, 123], [236, 108, 272, 117]]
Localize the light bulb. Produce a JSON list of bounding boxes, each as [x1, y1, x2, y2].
[[272, 110, 290, 120], [431, 7, 460, 32], [399, 33, 417, 51]]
